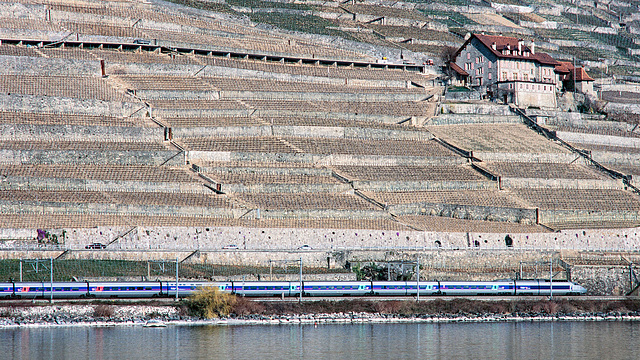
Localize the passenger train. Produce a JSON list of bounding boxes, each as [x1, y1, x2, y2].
[[0, 279, 587, 299]]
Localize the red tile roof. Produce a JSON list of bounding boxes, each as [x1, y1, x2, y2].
[[566, 67, 595, 82], [555, 61, 573, 74], [449, 61, 468, 76], [556, 61, 594, 81], [460, 33, 560, 66]]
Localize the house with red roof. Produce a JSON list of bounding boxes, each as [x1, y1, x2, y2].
[[451, 33, 561, 108], [555, 61, 595, 96]]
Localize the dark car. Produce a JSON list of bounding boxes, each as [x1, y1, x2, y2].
[[85, 243, 106, 249]]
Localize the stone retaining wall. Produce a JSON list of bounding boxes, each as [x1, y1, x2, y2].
[[4, 224, 640, 252], [0, 149, 183, 166], [174, 125, 433, 141], [500, 178, 624, 190], [188, 151, 466, 167], [557, 131, 640, 149], [0, 124, 162, 142], [0, 177, 205, 193], [425, 113, 521, 125]]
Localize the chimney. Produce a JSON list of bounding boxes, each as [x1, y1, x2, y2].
[[492, 42, 497, 50], [531, 40, 535, 54], [518, 39, 523, 54]]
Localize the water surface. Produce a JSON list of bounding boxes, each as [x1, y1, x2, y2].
[[2, 321, 639, 359]]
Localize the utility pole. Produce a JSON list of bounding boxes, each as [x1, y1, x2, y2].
[[175, 257, 179, 301], [50, 258, 53, 303], [549, 258, 553, 300], [416, 257, 420, 302]]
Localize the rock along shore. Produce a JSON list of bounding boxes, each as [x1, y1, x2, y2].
[[2, 303, 640, 328]]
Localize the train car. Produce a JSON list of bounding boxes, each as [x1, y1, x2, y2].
[[302, 281, 371, 296], [371, 281, 410, 296], [415, 282, 440, 296], [229, 281, 295, 297], [371, 281, 442, 296], [161, 281, 233, 298], [89, 281, 161, 298], [439, 281, 515, 296], [0, 282, 13, 298], [12, 282, 89, 299], [514, 280, 586, 296]]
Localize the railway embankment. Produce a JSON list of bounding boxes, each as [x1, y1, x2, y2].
[[2, 298, 640, 327]]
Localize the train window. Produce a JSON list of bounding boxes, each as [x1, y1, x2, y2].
[[145, 287, 152, 290], [64, 288, 70, 291], [137, 287, 143, 290], [129, 287, 135, 291], [72, 288, 79, 291]]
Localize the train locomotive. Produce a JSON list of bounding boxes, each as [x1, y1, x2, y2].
[[0, 279, 587, 299]]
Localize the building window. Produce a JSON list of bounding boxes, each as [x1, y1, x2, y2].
[[488, 62, 492, 69], [488, 73, 492, 80], [467, 53, 470, 60], [523, 74, 528, 81], [502, 71, 508, 81], [513, 73, 518, 80]]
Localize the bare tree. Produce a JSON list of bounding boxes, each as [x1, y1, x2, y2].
[[440, 46, 458, 65]]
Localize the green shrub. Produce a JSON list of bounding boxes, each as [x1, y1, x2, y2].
[[185, 287, 237, 319]]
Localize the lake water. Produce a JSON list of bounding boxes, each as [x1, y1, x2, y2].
[[2, 321, 639, 360]]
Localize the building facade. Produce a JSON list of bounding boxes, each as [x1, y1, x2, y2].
[[451, 33, 560, 109]]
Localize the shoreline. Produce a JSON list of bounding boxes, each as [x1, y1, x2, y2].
[[1, 304, 640, 328]]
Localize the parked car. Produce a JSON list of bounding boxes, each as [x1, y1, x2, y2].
[[298, 245, 312, 250], [222, 244, 239, 250], [85, 243, 106, 249]]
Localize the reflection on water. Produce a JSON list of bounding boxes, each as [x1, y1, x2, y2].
[[1, 321, 639, 360]]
